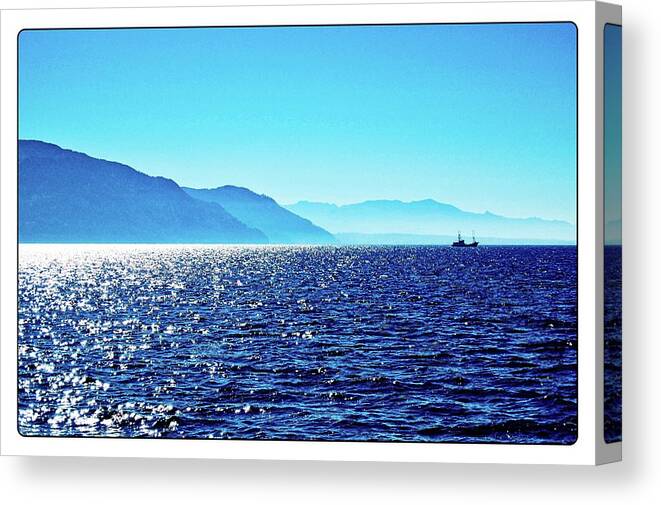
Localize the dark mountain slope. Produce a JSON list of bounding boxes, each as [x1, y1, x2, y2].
[[19, 140, 267, 244]]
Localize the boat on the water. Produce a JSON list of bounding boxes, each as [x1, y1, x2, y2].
[[452, 231, 479, 247]]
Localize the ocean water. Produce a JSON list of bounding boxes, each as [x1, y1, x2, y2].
[[18, 244, 577, 444], [604, 245, 622, 442]]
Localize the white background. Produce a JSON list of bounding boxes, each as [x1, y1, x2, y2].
[[0, 0, 658, 503]]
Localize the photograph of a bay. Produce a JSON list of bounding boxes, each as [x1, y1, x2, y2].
[[603, 23, 622, 443], [18, 22, 578, 444]]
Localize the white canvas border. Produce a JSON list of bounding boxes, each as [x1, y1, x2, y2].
[[595, 0, 622, 465], [0, 1, 613, 465]]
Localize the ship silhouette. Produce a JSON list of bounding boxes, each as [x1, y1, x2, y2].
[[452, 231, 479, 247]]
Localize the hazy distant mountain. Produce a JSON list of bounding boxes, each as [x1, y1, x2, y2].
[[605, 218, 622, 245], [286, 199, 576, 243], [19, 140, 267, 244], [335, 233, 574, 246], [183, 186, 335, 244]]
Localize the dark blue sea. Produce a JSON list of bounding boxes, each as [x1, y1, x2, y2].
[[604, 245, 622, 443], [18, 245, 577, 444]]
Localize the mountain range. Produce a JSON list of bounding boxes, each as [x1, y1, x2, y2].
[[183, 186, 335, 244], [18, 140, 576, 245], [19, 140, 267, 244], [285, 200, 576, 243]]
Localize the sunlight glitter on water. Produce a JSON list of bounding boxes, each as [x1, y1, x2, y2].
[[18, 244, 578, 443]]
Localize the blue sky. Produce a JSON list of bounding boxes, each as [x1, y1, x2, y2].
[[604, 24, 622, 239], [19, 23, 577, 223]]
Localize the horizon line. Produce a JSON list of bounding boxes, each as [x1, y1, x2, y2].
[[18, 242, 577, 247]]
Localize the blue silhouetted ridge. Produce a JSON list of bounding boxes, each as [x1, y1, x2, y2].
[[183, 185, 336, 244], [18, 140, 267, 244], [285, 199, 576, 243]]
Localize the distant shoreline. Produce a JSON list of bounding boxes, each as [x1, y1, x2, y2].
[[18, 242, 577, 247]]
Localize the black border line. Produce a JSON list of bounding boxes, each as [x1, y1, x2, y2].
[[16, 20, 579, 446], [603, 21, 622, 445]]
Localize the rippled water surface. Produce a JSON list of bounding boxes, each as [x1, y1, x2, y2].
[[604, 245, 622, 443], [18, 245, 577, 444]]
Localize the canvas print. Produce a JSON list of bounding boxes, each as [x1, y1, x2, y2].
[[603, 23, 622, 444], [17, 22, 578, 444]]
